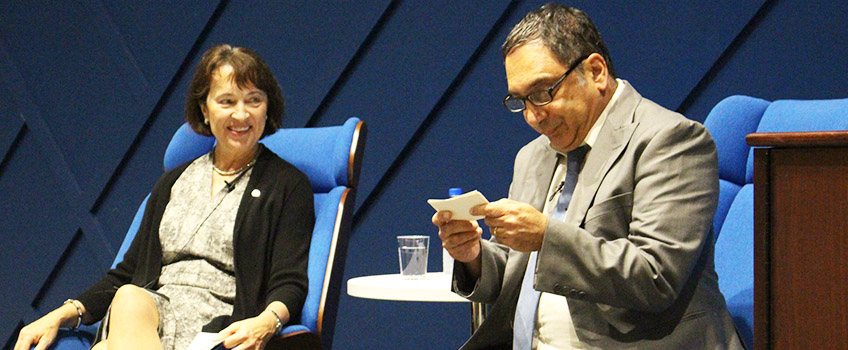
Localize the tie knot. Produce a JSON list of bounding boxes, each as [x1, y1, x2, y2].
[[567, 144, 590, 165]]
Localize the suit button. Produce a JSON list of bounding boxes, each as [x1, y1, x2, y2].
[[554, 284, 565, 293], [577, 291, 586, 298]]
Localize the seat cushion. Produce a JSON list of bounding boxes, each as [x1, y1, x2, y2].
[[714, 184, 754, 348], [714, 179, 741, 237], [704, 95, 769, 186], [745, 98, 848, 183]]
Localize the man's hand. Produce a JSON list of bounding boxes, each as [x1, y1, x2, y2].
[[471, 199, 547, 252], [432, 211, 482, 263], [433, 210, 484, 278]]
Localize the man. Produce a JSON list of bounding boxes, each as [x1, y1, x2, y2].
[[433, 4, 744, 350]]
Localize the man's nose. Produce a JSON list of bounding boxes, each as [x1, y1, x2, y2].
[[524, 103, 546, 125]]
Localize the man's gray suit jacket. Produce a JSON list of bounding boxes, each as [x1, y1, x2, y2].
[[454, 82, 744, 350]]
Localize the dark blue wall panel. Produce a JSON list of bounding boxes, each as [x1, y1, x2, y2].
[[99, 0, 222, 95], [682, 0, 848, 123], [578, 0, 766, 113], [0, 105, 24, 167], [318, 1, 512, 212], [1, 1, 152, 209], [4, 0, 848, 348], [198, 0, 392, 128], [0, 130, 78, 318]]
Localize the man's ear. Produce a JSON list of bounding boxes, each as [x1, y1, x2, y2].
[[584, 53, 610, 91]]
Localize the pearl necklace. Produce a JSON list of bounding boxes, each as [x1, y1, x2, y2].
[[213, 158, 256, 176]]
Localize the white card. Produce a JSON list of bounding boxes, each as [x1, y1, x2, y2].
[[186, 332, 222, 350], [427, 190, 489, 221]]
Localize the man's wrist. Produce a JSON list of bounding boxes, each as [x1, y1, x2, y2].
[[463, 255, 483, 279]]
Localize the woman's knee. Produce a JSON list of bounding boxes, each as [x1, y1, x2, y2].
[[91, 340, 107, 350], [114, 285, 150, 303], [111, 285, 157, 319]]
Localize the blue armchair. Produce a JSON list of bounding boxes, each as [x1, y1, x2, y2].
[[705, 96, 848, 349], [46, 117, 366, 350]]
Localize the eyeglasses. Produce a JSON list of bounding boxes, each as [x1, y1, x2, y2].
[[502, 54, 590, 113]]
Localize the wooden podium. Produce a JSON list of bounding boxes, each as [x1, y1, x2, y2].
[[747, 131, 848, 349]]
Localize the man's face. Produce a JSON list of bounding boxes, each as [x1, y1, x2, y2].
[[504, 41, 602, 153]]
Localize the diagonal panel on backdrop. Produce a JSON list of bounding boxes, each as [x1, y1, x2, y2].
[[0, 1, 221, 210]]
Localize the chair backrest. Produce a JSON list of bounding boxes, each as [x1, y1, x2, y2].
[[704, 96, 848, 349], [114, 117, 366, 349]]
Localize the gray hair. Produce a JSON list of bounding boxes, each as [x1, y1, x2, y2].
[[502, 3, 616, 78]]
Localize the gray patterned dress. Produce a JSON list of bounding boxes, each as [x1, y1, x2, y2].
[[149, 153, 251, 350]]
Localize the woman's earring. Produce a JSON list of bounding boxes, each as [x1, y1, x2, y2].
[[204, 119, 209, 125]]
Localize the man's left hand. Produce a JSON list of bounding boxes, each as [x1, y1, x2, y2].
[[471, 199, 548, 252]]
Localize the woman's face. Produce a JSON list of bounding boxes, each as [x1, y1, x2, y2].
[[201, 64, 268, 158]]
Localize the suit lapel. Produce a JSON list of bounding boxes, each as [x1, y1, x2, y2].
[[527, 141, 559, 212], [566, 83, 641, 225]]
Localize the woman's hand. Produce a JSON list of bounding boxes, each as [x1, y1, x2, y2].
[[217, 303, 289, 350], [14, 303, 80, 350]]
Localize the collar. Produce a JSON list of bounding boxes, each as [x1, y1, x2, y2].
[[582, 78, 625, 149]]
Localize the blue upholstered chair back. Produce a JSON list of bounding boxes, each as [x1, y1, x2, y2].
[[110, 117, 365, 348], [705, 96, 848, 349]]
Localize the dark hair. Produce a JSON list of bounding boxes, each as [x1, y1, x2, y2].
[[501, 3, 616, 78], [185, 44, 284, 137]]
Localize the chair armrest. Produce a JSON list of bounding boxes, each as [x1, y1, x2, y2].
[[281, 324, 311, 337]]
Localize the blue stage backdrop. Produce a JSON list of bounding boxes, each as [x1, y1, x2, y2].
[[2, 1, 847, 348]]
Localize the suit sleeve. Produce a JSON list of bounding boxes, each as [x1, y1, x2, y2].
[[452, 239, 511, 303], [534, 120, 719, 312]]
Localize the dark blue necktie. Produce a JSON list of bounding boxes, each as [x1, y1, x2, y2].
[[513, 145, 589, 350], [550, 145, 589, 221]]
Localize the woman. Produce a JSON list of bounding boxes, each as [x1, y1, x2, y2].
[[15, 44, 314, 350]]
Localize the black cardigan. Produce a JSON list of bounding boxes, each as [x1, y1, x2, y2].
[[77, 145, 314, 331]]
